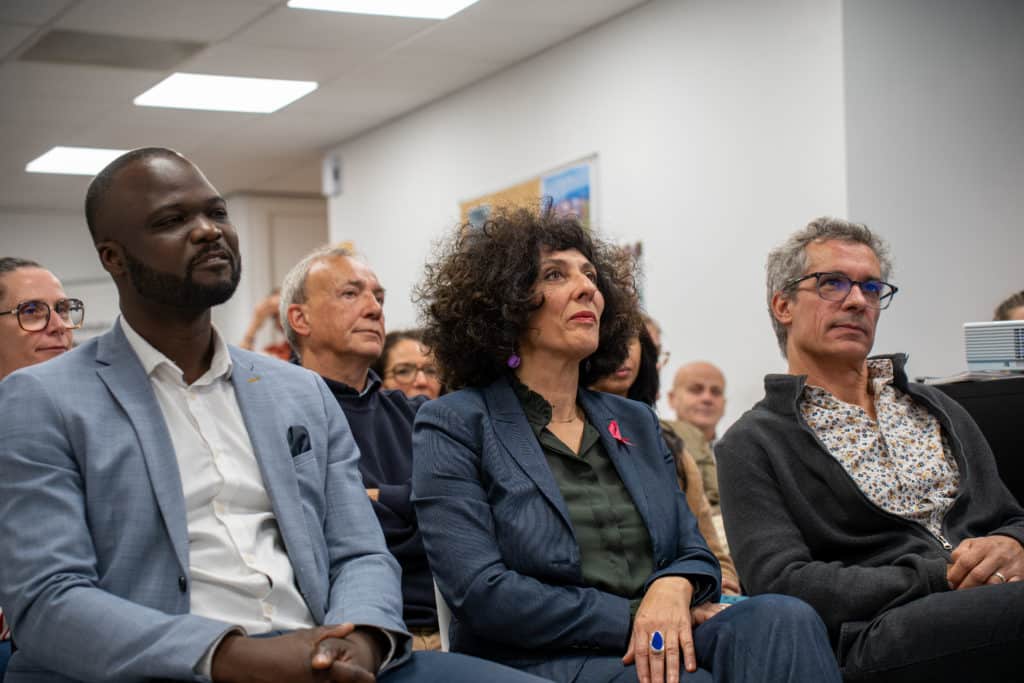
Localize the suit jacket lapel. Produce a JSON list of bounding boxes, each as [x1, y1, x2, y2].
[[579, 390, 655, 542], [484, 378, 574, 533], [229, 350, 319, 617], [95, 325, 190, 572]]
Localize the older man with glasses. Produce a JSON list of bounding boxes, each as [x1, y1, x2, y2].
[[715, 217, 1024, 682], [0, 256, 84, 676]]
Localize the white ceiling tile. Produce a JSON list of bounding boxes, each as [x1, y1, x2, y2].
[[56, 0, 280, 42], [0, 61, 163, 103], [0, 22, 36, 58], [399, 14, 583, 63], [181, 42, 355, 82], [231, 5, 431, 51], [458, 0, 647, 26], [0, 0, 74, 26]]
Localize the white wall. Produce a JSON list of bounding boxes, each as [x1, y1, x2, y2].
[[0, 209, 117, 342], [326, 0, 848, 431], [1, 195, 327, 348], [844, 0, 1024, 380]]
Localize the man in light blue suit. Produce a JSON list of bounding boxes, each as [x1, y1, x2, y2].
[[0, 148, 547, 683]]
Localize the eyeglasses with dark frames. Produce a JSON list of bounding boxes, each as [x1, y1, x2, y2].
[[0, 298, 85, 332], [784, 272, 898, 310], [386, 363, 439, 384]]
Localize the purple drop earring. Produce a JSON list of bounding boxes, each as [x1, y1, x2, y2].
[[507, 353, 521, 369]]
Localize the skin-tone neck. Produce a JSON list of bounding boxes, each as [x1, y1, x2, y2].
[[300, 346, 371, 393], [515, 353, 581, 422], [118, 294, 217, 385], [787, 347, 875, 419]]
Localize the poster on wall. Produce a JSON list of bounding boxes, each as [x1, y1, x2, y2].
[[459, 156, 597, 229]]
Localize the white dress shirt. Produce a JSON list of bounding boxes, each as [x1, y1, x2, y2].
[[120, 319, 316, 631]]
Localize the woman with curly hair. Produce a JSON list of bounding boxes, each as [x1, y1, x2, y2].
[[411, 207, 839, 683]]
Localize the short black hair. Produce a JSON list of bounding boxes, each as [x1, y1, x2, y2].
[[84, 147, 183, 241], [0, 257, 43, 303]]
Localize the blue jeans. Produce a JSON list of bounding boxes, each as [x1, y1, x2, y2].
[[509, 594, 841, 682], [838, 581, 1024, 681]]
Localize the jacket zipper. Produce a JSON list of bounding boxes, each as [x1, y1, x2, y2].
[[793, 391, 957, 557]]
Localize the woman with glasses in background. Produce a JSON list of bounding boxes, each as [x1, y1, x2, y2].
[[0, 257, 84, 381], [374, 329, 443, 400], [0, 256, 84, 679]]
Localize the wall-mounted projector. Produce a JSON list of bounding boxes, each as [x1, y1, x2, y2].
[[965, 320, 1024, 371]]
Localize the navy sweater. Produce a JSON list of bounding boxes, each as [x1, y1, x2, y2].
[[324, 371, 436, 629]]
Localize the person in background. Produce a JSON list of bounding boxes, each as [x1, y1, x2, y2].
[[280, 248, 441, 651], [590, 324, 740, 594], [667, 362, 726, 510], [0, 256, 84, 678], [993, 290, 1024, 321], [239, 289, 292, 361], [717, 216, 1024, 682], [0, 148, 544, 683], [374, 329, 443, 400], [412, 206, 840, 683]]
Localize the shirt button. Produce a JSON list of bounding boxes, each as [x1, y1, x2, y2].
[[178, 576, 187, 592], [262, 604, 274, 617]]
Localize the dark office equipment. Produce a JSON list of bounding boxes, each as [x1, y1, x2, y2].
[[936, 376, 1024, 505]]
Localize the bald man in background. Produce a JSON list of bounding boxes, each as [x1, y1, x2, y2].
[[668, 361, 727, 510]]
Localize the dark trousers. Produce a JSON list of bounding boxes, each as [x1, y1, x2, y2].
[[838, 581, 1024, 682], [509, 594, 841, 682], [382, 650, 550, 682], [0, 639, 9, 683]]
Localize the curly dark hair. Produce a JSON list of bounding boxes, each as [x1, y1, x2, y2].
[[416, 206, 639, 390]]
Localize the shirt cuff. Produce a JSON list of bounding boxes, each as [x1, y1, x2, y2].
[[196, 626, 246, 680]]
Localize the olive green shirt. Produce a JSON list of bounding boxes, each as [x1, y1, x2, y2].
[[514, 381, 655, 600]]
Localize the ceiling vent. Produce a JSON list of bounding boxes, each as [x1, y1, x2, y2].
[[20, 29, 205, 71]]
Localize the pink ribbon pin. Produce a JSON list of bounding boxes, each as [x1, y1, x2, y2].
[[608, 420, 632, 446]]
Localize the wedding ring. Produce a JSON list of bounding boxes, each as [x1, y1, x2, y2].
[[993, 571, 1008, 583], [650, 630, 665, 654]]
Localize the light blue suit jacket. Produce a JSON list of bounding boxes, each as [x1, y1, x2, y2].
[[412, 377, 721, 663], [0, 324, 407, 683]]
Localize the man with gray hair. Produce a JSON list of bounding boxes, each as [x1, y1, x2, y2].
[[280, 247, 441, 651], [716, 217, 1024, 681]]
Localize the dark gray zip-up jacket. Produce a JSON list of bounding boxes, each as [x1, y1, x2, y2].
[[716, 354, 1024, 648]]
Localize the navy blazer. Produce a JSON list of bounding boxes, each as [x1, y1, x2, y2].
[[411, 376, 720, 661]]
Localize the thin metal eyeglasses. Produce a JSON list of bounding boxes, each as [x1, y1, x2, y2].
[[784, 272, 898, 310], [386, 363, 439, 384], [0, 298, 85, 332]]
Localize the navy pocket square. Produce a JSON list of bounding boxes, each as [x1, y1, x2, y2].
[[287, 425, 311, 457]]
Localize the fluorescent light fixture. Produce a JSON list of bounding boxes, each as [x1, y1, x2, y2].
[[287, 0, 479, 20], [26, 146, 129, 176], [134, 73, 318, 113]]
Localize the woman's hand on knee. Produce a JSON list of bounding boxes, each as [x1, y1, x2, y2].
[[623, 576, 695, 683]]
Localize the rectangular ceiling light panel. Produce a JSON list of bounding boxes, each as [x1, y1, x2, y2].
[[26, 146, 129, 176], [287, 0, 479, 20], [134, 73, 318, 113]]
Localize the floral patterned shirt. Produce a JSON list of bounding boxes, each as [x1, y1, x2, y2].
[[799, 358, 960, 542]]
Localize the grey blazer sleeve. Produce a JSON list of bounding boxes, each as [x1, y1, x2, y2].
[[0, 371, 231, 682]]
